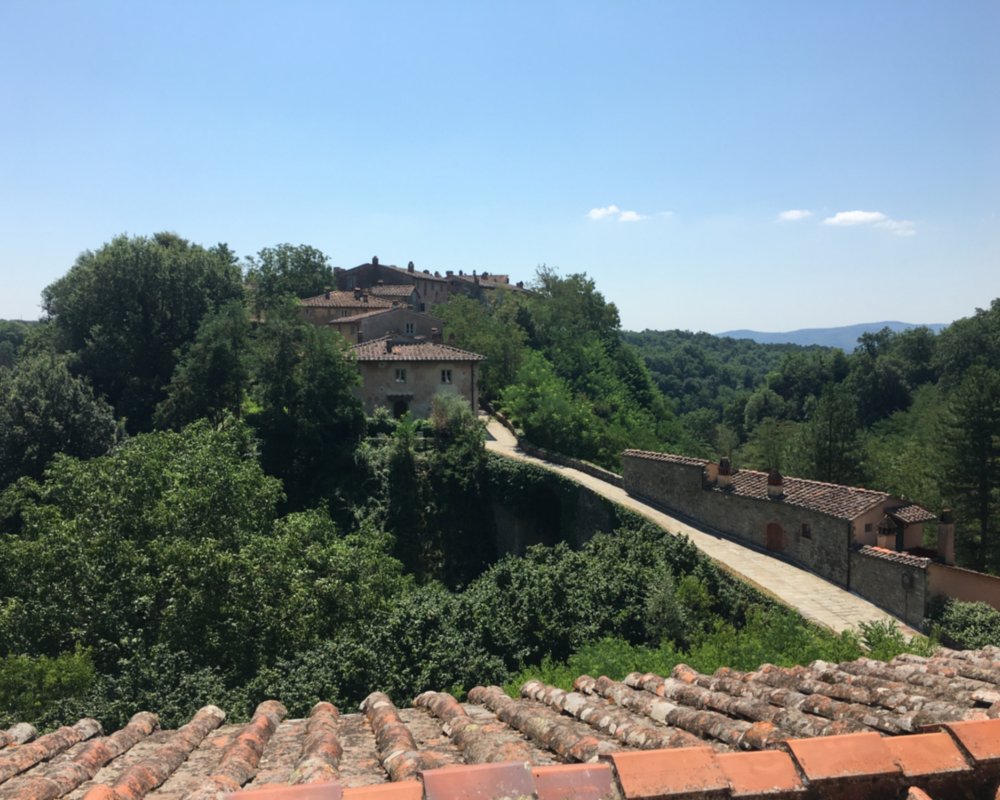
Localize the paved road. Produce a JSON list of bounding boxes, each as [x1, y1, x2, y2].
[[482, 416, 917, 636]]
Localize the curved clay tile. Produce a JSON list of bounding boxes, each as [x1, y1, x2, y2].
[[522, 678, 707, 751], [182, 701, 286, 800], [0, 726, 36, 751], [2, 712, 156, 800], [360, 692, 452, 782], [288, 702, 341, 784], [0, 718, 101, 786], [467, 685, 618, 763], [414, 691, 535, 764], [79, 705, 225, 800]]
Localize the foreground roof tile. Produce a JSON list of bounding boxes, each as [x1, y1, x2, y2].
[[0, 718, 102, 786], [783, 731, 903, 797], [532, 763, 618, 800], [289, 703, 342, 785], [414, 691, 535, 765], [2, 712, 156, 800], [715, 750, 806, 799], [0, 726, 36, 750], [421, 761, 535, 800], [229, 783, 342, 799], [340, 781, 422, 799], [605, 747, 728, 800]]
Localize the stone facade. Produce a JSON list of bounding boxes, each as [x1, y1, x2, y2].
[[330, 308, 445, 344], [621, 454, 852, 585], [849, 548, 930, 629], [355, 356, 479, 419]]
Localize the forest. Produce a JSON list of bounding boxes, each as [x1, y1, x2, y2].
[[1, 232, 998, 731]]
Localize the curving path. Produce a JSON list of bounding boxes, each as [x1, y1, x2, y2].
[[482, 416, 917, 636]]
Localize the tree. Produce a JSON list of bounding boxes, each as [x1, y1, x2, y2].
[[154, 301, 253, 428], [248, 306, 366, 508], [0, 354, 119, 487], [42, 233, 243, 431], [941, 365, 1000, 572], [244, 244, 334, 311], [0, 321, 32, 369], [791, 383, 864, 484]]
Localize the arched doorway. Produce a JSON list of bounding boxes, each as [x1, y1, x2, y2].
[[392, 400, 409, 418], [765, 522, 785, 553]]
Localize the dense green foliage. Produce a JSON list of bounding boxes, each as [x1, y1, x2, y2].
[[626, 301, 1000, 574], [0, 354, 119, 488], [42, 233, 243, 431], [927, 598, 1000, 650], [1, 232, 992, 733], [244, 243, 335, 311], [439, 269, 678, 468]]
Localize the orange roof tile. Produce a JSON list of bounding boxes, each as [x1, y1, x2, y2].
[[3, 647, 999, 800], [351, 337, 485, 363]]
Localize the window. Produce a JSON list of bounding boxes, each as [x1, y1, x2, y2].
[[441, 369, 452, 384], [394, 368, 407, 383], [800, 523, 812, 540], [864, 523, 873, 533], [405, 322, 415, 334]]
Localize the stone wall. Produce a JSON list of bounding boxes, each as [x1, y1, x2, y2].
[[849, 548, 929, 629], [621, 454, 851, 586], [928, 563, 1000, 611]]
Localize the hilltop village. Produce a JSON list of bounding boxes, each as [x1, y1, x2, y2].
[[1, 236, 1000, 800]]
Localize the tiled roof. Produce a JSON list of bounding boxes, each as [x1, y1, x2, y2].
[[891, 504, 939, 524], [351, 337, 485, 363], [300, 293, 394, 309], [368, 285, 416, 298], [622, 449, 710, 468], [2, 647, 999, 799], [724, 468, 890, 520], [329, 309, 393, 325], [622, 450, 923, 522], [858, 545, 934, 569]]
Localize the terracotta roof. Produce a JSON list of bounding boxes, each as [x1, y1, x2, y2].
[[622, 450, 930, 522], [300, 293, 394, 310], [368, 285, 416, 298], [891, 504, 939, 525], [858, 545, 934, 569], [2, 647, 999, 799], [622, 449, 710, 468], [351, 337, 485, 363], [328, 309, 393, 325]]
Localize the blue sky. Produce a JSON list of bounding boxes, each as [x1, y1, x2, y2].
[[1, 1, 997, 332]]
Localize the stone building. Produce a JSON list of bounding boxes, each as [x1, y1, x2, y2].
[[329, 307, 445, 345], [620, 450, 1000, 628], [298, 290, 395, 325], [352, 336, 484, 418]]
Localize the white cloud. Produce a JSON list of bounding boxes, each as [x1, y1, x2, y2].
[[587, 205, 621, 220], [618, 210, 646, 222], [823, 209, 916, 236], [777, 209, 812, 222], [874, 218, 917, 237], [586, 204, 650, 222], [824, 210, 887, 226]]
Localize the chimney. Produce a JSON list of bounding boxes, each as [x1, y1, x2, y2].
[[446, 270, 453, 277], [516, 281, 524, 288], [937, 508, 956, 565], [372, 255, 379, 265], [767, 469, 784, 499], [703, 462, 718, 485], [407, 261, 415, 272], [459, 269, 464, 276], [386, 339, 393, 353], [353, 288, 362, 299], [718, 457, 733, 489], [430, 327, 442, 343], [324, 291, 330, 299], [377, 279, 384, 286]]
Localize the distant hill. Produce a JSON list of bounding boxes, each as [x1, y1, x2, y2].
[[716, 321, 948, 351]]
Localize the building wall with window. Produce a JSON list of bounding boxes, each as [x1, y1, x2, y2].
[[355, 359, 479, 418]]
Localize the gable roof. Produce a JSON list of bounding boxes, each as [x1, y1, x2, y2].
[[300, 292, 394, 310], [622, 450, 934, 522], [352, 336, 485, 363], [368, 284, 417, 298], [2, 646, 998, 799]]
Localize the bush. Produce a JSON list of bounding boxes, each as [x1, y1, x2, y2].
[[926, 597, 1000, 649], [0, 647, 95, 727]]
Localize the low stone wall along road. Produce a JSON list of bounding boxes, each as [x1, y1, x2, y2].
[[483, 416, 917, 636]]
